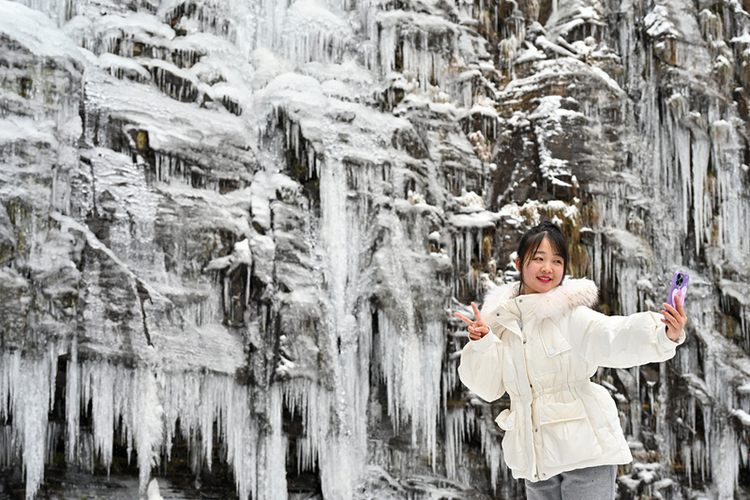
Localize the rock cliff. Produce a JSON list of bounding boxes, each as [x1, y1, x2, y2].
[[1, 0, 749, 498]]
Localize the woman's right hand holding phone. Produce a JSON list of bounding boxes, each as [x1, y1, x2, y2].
[[661, 291, 687, 342], [455, 302, 490, 341]]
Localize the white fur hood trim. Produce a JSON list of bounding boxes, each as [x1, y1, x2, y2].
[[480, 277, 599, 319]]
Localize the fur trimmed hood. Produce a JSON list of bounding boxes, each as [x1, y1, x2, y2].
[[480, 277, 599, 319]]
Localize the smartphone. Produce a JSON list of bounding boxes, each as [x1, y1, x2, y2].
[[667, 271, 689, 308]]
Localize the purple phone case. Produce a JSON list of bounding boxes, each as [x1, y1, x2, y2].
[[667, 271, 689, 308]]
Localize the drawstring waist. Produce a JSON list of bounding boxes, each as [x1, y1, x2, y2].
[[531, 380, 590, 397]]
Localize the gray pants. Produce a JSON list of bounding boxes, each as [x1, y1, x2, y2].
[[524, 464, 616, 500]]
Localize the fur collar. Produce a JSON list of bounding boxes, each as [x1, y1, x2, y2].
[[480, 277, 599, 319]]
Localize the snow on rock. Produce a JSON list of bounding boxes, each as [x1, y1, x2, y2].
[[146, 478, 163, 500]]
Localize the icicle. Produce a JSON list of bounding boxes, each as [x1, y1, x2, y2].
[[81, 361, 118, 474], [0, 350, 57, 500], [444, 405, 473, 481], [691, 135, 710, 255], [65, 339, 79, 465], [259, 384, 288, 500], [477, 414, 502, 493], [15, 0, 75, 27], [375, 313, 444, 467]]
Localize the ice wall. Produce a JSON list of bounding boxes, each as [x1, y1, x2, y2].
[[1, 0, 750, 498]]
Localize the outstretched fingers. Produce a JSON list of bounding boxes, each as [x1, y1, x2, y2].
[[471, 302, 486, 326], [455, 303, 490, 341], [454, 312, 474, 326]]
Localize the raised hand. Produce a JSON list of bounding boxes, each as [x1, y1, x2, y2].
[[455, 302, 490, 341], [661, 290, 687, 342]]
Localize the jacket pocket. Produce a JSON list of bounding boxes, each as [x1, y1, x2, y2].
[[539, 321, 573, 356], [496, 410, 528, 471], [535, 322, 573, 376], [538, 400, 602, 467]]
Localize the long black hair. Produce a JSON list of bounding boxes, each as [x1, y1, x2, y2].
[[516, 221, 568, 288]]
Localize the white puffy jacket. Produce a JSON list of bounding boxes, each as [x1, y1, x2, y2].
[[458, 278, 683, 482]]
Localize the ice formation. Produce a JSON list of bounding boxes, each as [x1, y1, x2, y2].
[[1, 0, 750, 498]]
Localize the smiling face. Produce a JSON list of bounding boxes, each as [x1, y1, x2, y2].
[[515, 236, 565, 295]]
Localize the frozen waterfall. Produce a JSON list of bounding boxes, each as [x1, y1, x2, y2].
[[1, 0, 750, 498]]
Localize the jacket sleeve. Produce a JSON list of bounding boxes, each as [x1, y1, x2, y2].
[[560, 306, 684, 369], [457, 329, 506, 402]]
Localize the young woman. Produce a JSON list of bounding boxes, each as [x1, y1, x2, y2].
[[455, 221, 687, 500]]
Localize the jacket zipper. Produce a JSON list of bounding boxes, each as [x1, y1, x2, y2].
[[516, 297, 539, 480]]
